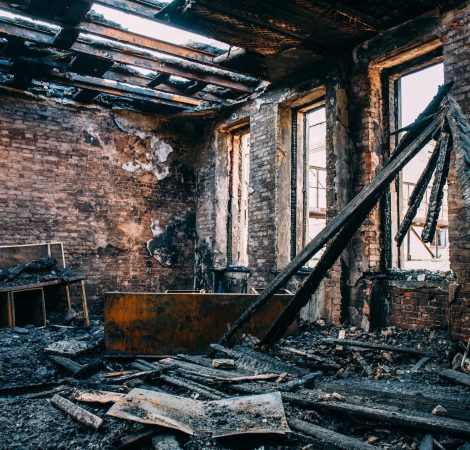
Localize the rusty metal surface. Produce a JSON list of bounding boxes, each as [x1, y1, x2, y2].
[[107, 388, 290, 437], [104, 292, 296, 355]]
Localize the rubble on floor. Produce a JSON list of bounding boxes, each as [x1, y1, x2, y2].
[[0, 321, 469, 449]]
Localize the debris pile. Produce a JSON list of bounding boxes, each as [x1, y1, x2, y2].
[[0, 322, 469, 449], [0, 258, 80, 288]]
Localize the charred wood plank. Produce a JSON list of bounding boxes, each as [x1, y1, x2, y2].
[[282, 393, 470, 438], [95, 0, 163, 20], [218, 86, 449, 346], [446, 96, 470, 230], [422, 132, 451, 243], [210, 344, 306, 376], [50, 394, 103, 430], [158, 374, 226, 400], [288, 417, 376, 450], [317, 380, 470, 422], [395, 136, 442, 246], [317, 339, 438, 357], [439, 369, 470, 388], [278, 372, 321, 392]]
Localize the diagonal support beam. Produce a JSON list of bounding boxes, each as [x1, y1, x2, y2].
[[218, 84, 451, 347]]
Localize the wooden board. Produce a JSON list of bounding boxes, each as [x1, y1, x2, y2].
[[104, 292, 296, 355]]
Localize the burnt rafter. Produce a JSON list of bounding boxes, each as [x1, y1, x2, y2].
[[0, 0, 261, 111], [0, 9, 259, 85], [46, 71, 201, 108]]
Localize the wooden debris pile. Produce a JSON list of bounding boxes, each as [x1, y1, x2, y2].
[[0, 322, 470, 448]]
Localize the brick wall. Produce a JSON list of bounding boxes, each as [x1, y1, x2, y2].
[[387, 284, 450, 330], [0, 95, 200, 312], [443, 2, 470, 341]]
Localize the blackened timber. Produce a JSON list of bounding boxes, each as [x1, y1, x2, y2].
[[158, 374, 226, 400], [50, 394, 103, 430], [81, 20, 217, 65], [0, 14, 56, 45], [72, 39, 256, 93], [446, 97, 470, 229], [282, 393, 470, 439], [218, 87, 448, 347], [95, 0, 163, 19], [288, 418, 376, 450], [422, 132, 451, 242], [48, 72, 200, 107], [260, 202, 372, 346], [395, 135, 442, 246], [105, 69, 223, 103], [318, 338, 438, 357], [210, 344, 307, 376]]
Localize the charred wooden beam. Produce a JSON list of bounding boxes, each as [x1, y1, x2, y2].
[[395, 133, 442, 246], [0, 12, 56, 45], [318, 338, 438, 357], [45, 71, 199, 108], [260, 202, 372, 346], [446, 97, 470, 231], [105, 68, 223, 103], [72, 36, 257, 93], [95, 0, 163, 19], [218, 86, 450, 347], [283, 393, 470, 438], [82, 19, 217, 65], [422, 132, 451, 243], [0, 10, 258, 94], [50, 394, 103, 430], [288, 418, 376, 450]]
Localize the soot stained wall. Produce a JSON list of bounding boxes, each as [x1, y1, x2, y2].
[[0, 95, 200, 311]]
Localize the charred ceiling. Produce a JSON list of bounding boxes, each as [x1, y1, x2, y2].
[[0, 0, 464, 112]]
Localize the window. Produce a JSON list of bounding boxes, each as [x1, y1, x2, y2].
[[392, 62, 449, 270], [306, 107, 327, 267], [291, 101, 327, 266], [227, 127, 250, 266]]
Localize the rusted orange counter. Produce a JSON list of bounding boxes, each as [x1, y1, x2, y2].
[[104, 292, 296, 355]]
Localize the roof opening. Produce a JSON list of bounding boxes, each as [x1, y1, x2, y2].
[[90, 4, 232, 52]]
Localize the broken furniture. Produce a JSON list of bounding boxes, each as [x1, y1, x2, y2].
[[0, 243, 90, 327], [104, 291, 296, 355]]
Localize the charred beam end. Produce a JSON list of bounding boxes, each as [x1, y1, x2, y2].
[[73, 88, 100, 103], [147, 72, 170, 88], [53, 27, 80, 49], [184, 80, 206, 95]]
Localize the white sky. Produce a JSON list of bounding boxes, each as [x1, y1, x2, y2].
[[91, 4, 231, 51], [400, 63, 444, 127]]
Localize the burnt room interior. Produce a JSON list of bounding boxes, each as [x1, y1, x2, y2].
[[0, 0, 470, 449]]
